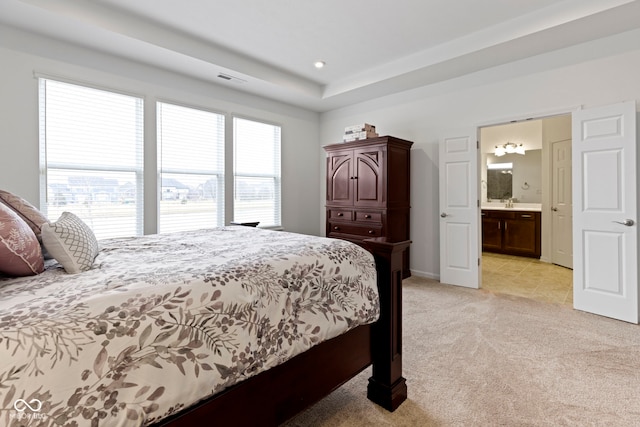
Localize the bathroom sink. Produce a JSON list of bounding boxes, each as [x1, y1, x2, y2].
[[481, 203, 542, 212]]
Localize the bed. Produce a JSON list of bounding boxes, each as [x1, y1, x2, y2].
[[0, 223, 408, 426]]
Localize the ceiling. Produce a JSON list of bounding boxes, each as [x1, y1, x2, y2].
[[2, 0, 640, 112]]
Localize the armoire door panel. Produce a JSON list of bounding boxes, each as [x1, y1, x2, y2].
[[355, 147, 385, 207], [327, 154, 353, 205], [355, 160, 380, 203]]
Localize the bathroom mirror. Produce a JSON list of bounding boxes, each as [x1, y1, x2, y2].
[[481, 120, 545, 205], [487, 163, 513, 200]]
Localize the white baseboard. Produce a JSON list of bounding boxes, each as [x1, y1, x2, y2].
[[408, 269, 439, 281]]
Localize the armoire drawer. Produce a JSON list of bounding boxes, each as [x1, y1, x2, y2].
[[328, 222, 383, 238], [328, 209, 353, 220], [355, 211, 382, 223]]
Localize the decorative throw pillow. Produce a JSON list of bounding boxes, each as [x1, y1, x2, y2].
[[41, 212, 99, 274], [0, 202, 45, 276], [0, 189, 48, 240]]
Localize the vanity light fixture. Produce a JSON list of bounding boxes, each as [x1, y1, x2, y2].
[[494, 142, 525, 157], [487, 162, 513, 170]]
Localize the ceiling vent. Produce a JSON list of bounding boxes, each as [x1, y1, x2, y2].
[[217, 73, 246, 84]]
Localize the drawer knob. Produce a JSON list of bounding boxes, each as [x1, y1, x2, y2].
[[368, 230, 374, 235], [365, 214, 371, 219], [334, 226, 340, 231], [337, 212, 344, 217]]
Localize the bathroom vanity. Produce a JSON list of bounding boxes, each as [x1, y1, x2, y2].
[[481, 206, 541, 258]]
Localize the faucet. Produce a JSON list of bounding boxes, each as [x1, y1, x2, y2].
[[505, 198, 514, 208]]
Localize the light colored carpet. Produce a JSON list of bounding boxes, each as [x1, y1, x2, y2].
[[283, 277, 640, 426]]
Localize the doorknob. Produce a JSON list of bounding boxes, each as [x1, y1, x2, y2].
[[551, 207, 558, 212], [440, 212, 448, 218], [613, 219, 635, 226]]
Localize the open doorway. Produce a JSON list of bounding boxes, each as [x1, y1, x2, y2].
[[479, 115, 573, 305], [440, 101, 638, 322]]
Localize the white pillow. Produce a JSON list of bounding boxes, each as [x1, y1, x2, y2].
[[42, 212, 99, 274]]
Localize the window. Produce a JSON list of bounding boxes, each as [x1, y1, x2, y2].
[[233, 118, 281, 227], [39, 78, 144, 239], [157, 102, 225, 233]]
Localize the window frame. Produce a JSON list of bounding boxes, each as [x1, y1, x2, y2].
[[37, 76, 287, 236], [232, 116, 282, 228], [156, 100, 226, 233], [38, 76, 145, 239]]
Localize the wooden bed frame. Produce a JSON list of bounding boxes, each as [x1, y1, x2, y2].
[[156, 238, 410, 427]]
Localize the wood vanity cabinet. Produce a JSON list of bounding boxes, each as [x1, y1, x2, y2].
[[324, 136, 413, 276], [481, 210, 541, 258]]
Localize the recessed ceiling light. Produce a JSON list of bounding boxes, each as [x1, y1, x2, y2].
[[314, 61, 326, 69]]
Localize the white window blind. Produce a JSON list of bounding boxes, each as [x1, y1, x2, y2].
[[157, 102, 225, 233], [39, 78, 144, 240], [233, 117, 281, 227]]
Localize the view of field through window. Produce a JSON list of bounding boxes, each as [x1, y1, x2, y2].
[[40, 79, 281, 239]]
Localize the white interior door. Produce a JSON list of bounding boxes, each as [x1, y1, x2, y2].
[[551, 139, 573, 268], [439, 131, 480, 288], [572, 100, 638, 323]]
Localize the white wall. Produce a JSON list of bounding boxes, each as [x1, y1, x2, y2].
[[320, 29, 640, 279], [0, 30, 322, 236]]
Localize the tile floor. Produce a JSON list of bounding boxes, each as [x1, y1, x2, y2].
[[481, 252, 573, 305]]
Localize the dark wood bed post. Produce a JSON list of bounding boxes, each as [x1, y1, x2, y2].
[[364, 238, 411, 411]]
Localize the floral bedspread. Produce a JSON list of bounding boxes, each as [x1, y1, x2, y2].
[[0, 227, 379, 426]]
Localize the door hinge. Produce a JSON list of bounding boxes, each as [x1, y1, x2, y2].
[[478, 258, 481, 266], [477, 140, 479, 149]]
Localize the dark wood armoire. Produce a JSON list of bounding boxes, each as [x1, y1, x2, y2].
[[324, 135, 412, 276]]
